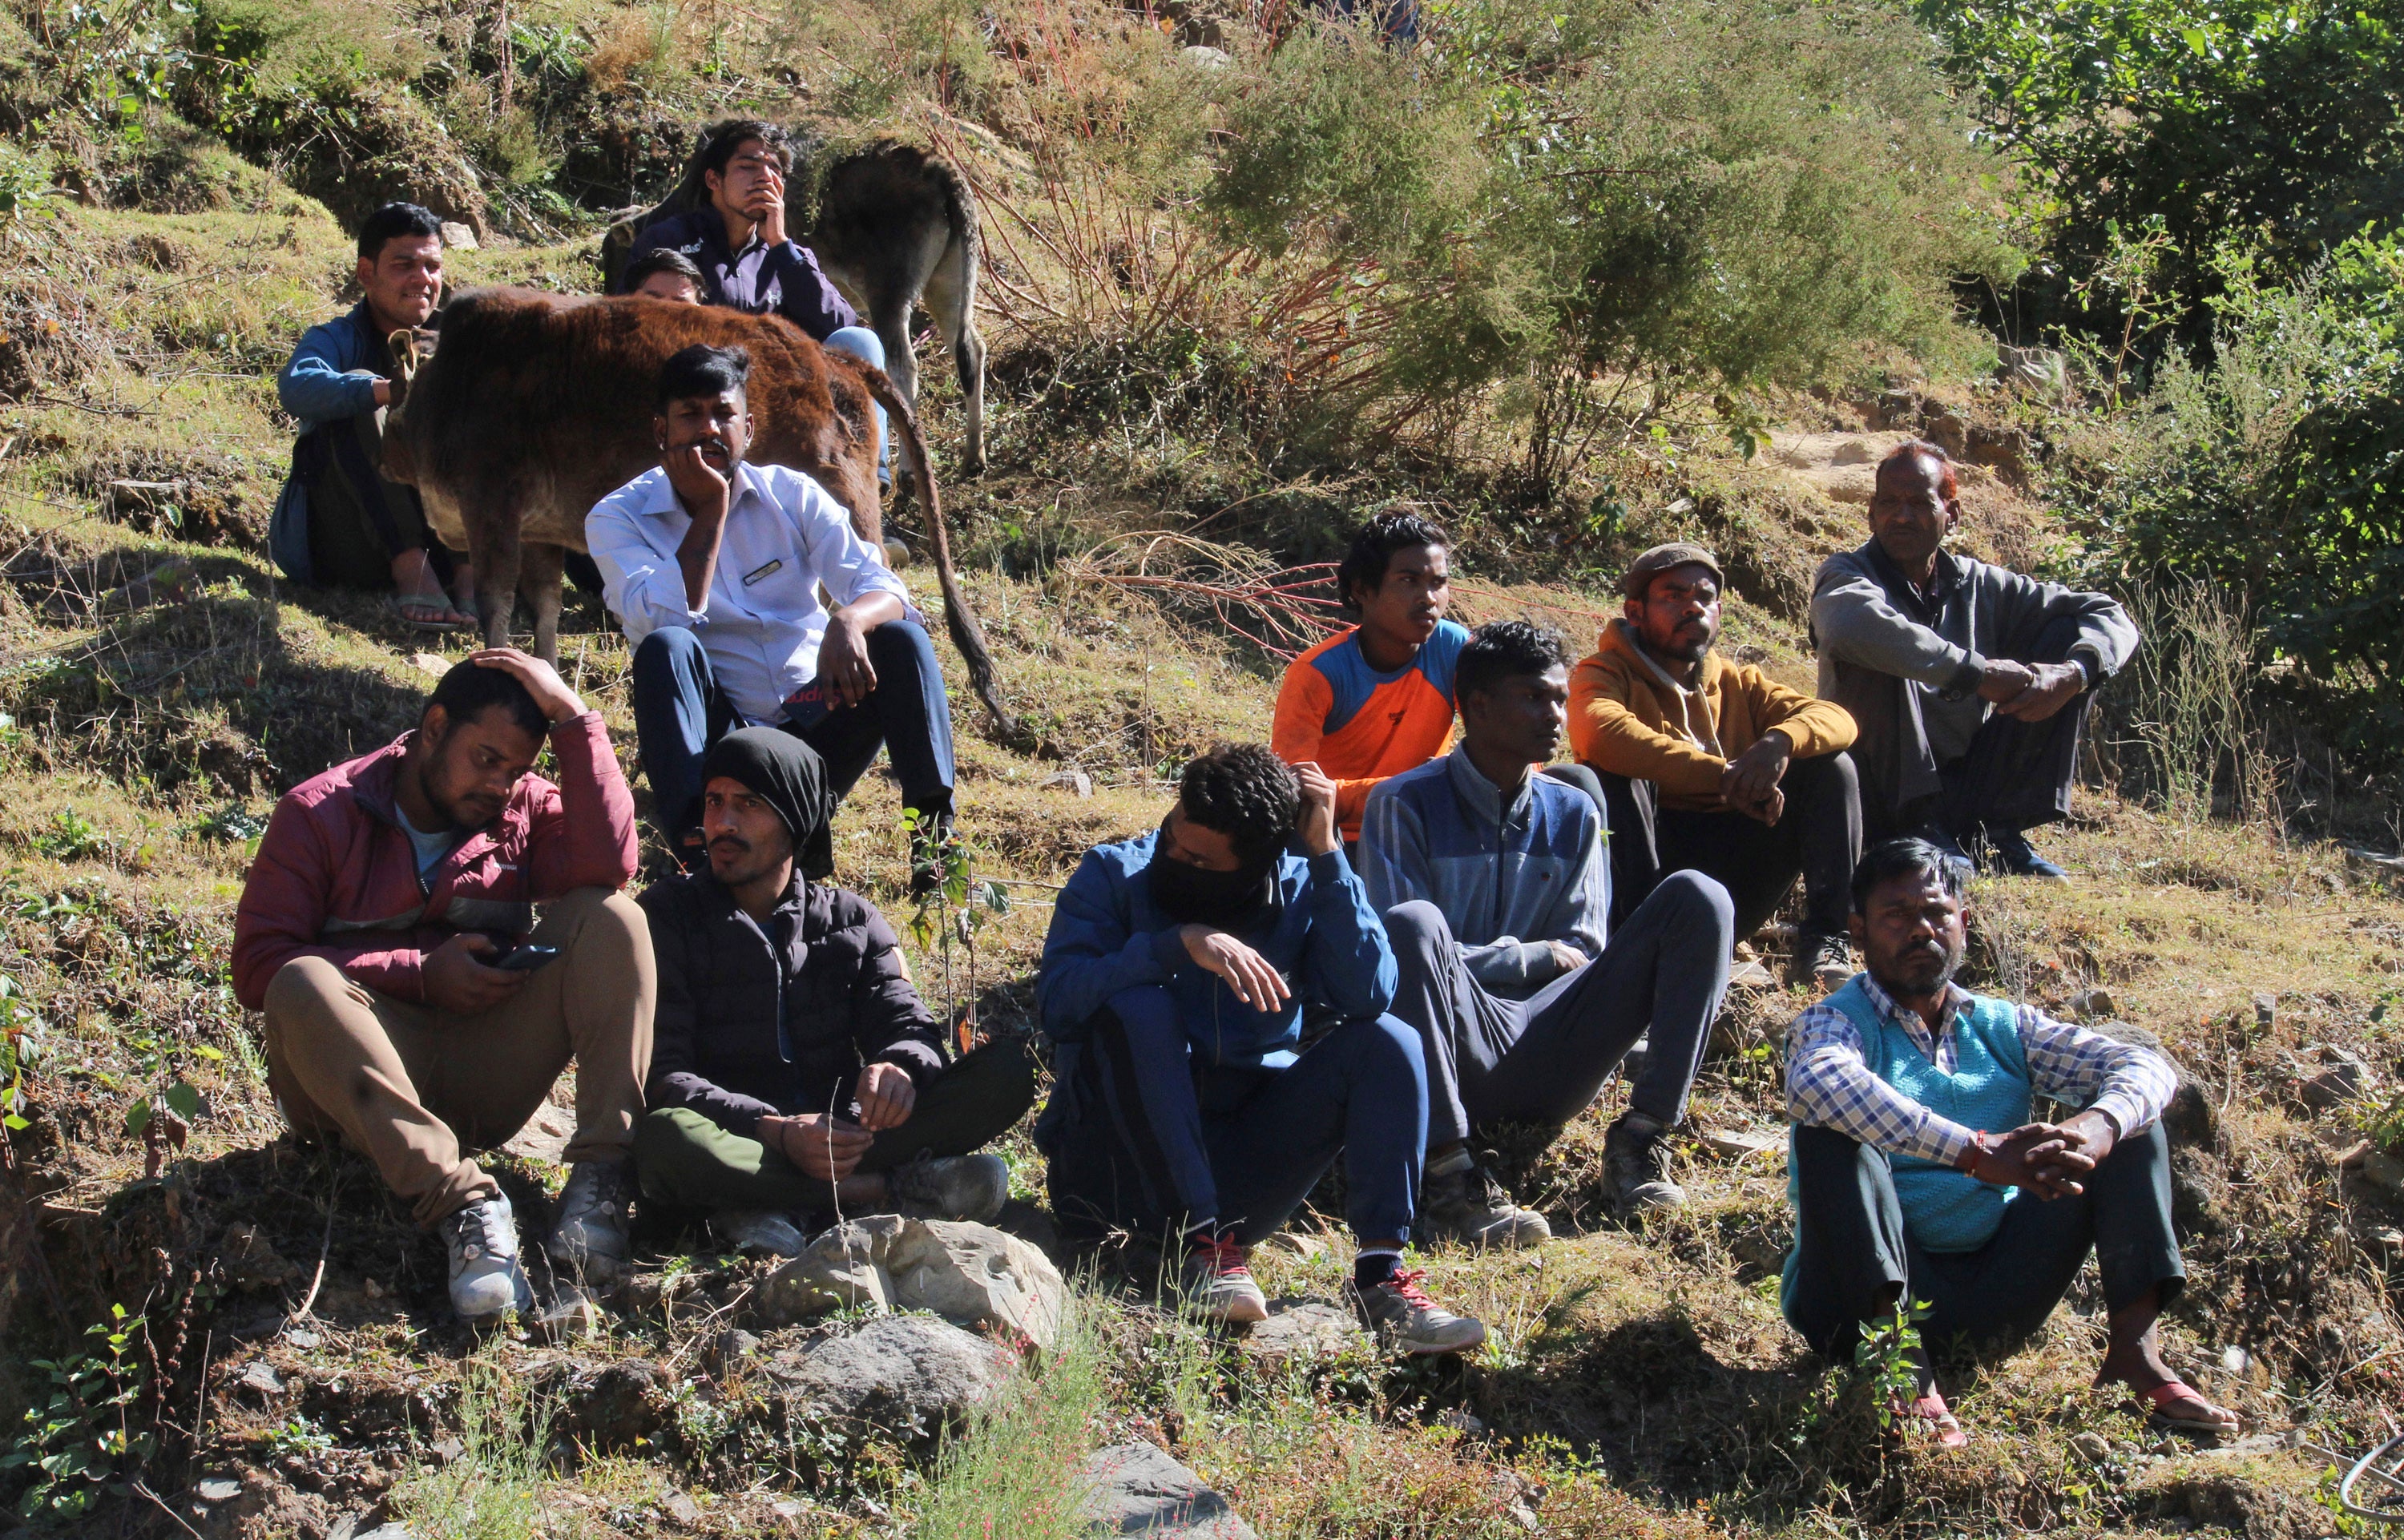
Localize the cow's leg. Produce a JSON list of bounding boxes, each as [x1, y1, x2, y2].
[[519, 542, 567, 667], [473, 509, 523, 652], [926, 229, 986, 475]]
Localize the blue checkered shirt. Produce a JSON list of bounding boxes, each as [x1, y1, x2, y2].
[[1785, 973, 2176, 1166]]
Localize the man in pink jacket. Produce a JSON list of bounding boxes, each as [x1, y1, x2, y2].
[[235, 650, 652, 1320]]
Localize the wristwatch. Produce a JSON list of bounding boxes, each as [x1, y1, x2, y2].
[[1954, 1130, 1989, 1175]]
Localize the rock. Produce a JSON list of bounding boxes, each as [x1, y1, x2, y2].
[[538, 1358, 672, 1452], [881, 538, 913, 569], [1239, 1300, 1362, 1364], [1179, 43, 1232, 68], [221, 1222, 298, 1289], [2071, 1431, 2112, 1464], [2300, 1062, 2364, 1111], [194, 1478, 242, 1502], [1700, 1129, 1779, 1160], [661, 1489, 704, 1526], [619, 1268, 706, 1317], [2083, 1021, 2217, 1147], [703, 1328, 762, 1378], [2067, 987, 2116, 1021], [1044, 768, 1095, 798], [502, 1102, 575, 1165], [2360, 1149, 2404, 1199], [1079, 1442, 1256, 1538], [1727, 959, 1775, 990], [760, 1314, 1013, 1433], [407, 651, 450, 679], [284, 1328, 320, 1349], [757, 1215, 1067, 1351], [238, 1360, 284, 1397], [2370, 1225, 2404, 1256], [439, 221, 479, 251], [1434, 1408, 1484, 1432], [2253, 992, 2277, 1028], [2336, 1139, 2373, 1169], [531, 1286, 604, 1342], [1259, 1231, 1323, 1261], [992, 1198, 1067, 1267], [430, 1436, 464, 1465]]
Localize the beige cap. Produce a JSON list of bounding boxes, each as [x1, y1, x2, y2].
[[1621, 542, 1724, 600]]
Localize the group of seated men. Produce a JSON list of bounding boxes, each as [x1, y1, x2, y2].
[[236, 152, 2237, 1435]]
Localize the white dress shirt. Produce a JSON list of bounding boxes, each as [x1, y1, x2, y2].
[[586, 461, 917, 724]]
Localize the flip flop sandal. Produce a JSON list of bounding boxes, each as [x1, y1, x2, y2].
[[1895, 1391, 1968, 1448], [389, 593, 471, 632], [2139, 1380, 2241, 1436]]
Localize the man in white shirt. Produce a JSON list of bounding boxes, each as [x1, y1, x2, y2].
[[587, 343, 954, 877]]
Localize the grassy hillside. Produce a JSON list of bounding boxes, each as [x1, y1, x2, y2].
[[0, 6, 2401, 1538]]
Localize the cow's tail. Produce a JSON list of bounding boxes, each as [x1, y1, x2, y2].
[[864, 365, 1014, 738]]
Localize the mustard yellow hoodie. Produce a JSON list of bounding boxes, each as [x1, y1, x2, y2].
[[1568, 619, 1858, 812]]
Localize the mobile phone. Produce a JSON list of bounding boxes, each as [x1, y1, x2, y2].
[[490, 943, 559, 973]]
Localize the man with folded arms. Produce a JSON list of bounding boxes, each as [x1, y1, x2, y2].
[[234, 651, 651, 1320], [632, 729, 1036, 1255], [1366, 621, 1733, 1239], [1571, 542, 1862, 990], [1034, 743, 1486, 1354], [1781, 837, 2237, 1443]]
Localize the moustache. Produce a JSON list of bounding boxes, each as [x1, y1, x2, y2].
[[708, 835, 751, 856]]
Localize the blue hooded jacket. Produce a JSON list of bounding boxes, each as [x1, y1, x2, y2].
[[1036, 830, 1395, 1068]]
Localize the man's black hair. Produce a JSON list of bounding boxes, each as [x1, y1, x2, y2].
[[1336, 510, 1451, 610], [699, 119, 792, 181], [1454, 619, 1570, 702], [427, 659, 547, 743], [658, 343, 751, 409], [1178, 743, 1300, 865], [626, 247, 705, 288], [357, 203, 443, 264], [1849, 836, 1966, 915]]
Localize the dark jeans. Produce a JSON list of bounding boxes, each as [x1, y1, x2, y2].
[[1878, 615, 2099, 846], [630, 621, 956, 861], [1782, 1121, 2184, 1365], [633, 1038, 1036, 1213], [300, 409, 454, 591], [1042, 989, 1426, 1248], [1599, 752, 1861, 940], [1381, 877, 1732, 1150]]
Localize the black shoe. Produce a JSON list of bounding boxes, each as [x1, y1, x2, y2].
[[1987, 828, 2069, 882], [1788, 930, 1855, 993], [1602, 1112, 1684, 1213]]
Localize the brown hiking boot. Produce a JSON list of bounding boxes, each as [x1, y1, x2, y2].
[[1603, 1112, 1686, 1213], [1789, 930, 1855, 993], [1420, 1149, 1550, 1248]]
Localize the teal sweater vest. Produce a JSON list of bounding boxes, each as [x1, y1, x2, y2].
[[1789, 978, 2031, 1265]]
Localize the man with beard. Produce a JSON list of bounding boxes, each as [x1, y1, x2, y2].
[[234, 651, 651, 1321], [1811, 442, 2139, 878], [1272, 511, 1469, 852], [1366, 622, 1733, 1238], [1570, 543, 1862, 990], [631, 729, 1036, 1255], [587, 344, 953, 879], [272, 202, 476, 627], [1033, 743, 1487, 1355], [1781, 838, 2237, 1442]]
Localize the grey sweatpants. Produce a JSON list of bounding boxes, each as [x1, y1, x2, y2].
[[1381, 872, 1734, 1150]]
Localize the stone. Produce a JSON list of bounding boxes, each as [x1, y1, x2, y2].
[[993, 1198, 1068, 1267], [221, 1222, 298, 1289], [2071, 1431, 2112, 1464], [1434, 1408, 1484, 1432], [757, 1215, 1067, 1350], [2253, 992, 2277, 1028], [502, 1102, 575, 1165], [195, 1478, 242, 1502], [536, 1358, 672, 1452], [1079, 1442, 1256, 1538], [438, 221, 479, 251], [703, 1328, 762, 1378], [2360, 1149, 2404, 1199], [661, 1490, 704, 1526], [1700, 1129, 1779, 1160], [1044, 768, 1095, 798], [430, 1437, 464, 1465], [2336, 1139, 2373, 1170], [2219, 1345, 2249, 1374], [1727, 959, 1776, 990], [531, 1286, 604, 1343], [1239, 1300, 1362, 1364], [2067, 987, 2116, 1021], [760, 1314, 1013, 1434], [1258, 1232, 1323, 1261], [2300, 1062, 2364, 1111], [407, 651, 450, 679], [238, 1360, 284, 1396], [1179, 43, 1232, 68], [284, 1328, 321, 1349]]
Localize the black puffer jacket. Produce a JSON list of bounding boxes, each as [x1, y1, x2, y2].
[[640, 871, 946, 1138]]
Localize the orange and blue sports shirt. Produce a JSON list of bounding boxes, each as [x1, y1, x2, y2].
[[1272, 620, 1471, 840]]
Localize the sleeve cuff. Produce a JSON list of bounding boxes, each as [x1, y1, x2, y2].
[[1938, 653, 1987, 702], [1305, 845, 1351, 885], [2088, 1094, 2141, 1139], [2071, 648, 2103, 689], [1148, 927, 1188, 975], [1923, 1116, 1978, 1168]]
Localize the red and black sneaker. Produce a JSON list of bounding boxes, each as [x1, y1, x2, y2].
[[1181, 1234, 1269, 1324], [1345, 1267, 1486, 1355]]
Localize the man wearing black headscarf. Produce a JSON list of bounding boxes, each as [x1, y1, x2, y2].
[[631, 729, 1035, 1255]]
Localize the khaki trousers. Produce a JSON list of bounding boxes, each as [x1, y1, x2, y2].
[[261, 887, 655, 1225]]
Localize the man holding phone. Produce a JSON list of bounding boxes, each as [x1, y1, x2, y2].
[[588, 344, 953, 885], [234, 652, 652, 1321], [631, 729, 1036, 1255]]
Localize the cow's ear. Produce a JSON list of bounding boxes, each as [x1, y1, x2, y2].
[[389, 330, 422, 381]]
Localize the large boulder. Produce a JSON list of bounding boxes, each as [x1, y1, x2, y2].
[[757, 1216, 1067, 1350], [1079, 1443, 1256, 1538], [760, 1314, 1014, 1434]]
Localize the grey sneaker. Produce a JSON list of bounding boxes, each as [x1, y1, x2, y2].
[[441, 1192, 531, 1322], [712, 1210, 809, 1258], [1789, 931, 1855, 993], [546, 1159, 631, 1285], [1181, 1235, 1269, 1324], [1346, 1268, 1486, 1355], [886, 1153, 1010, 1224], [1603, 1112, 1686, 1213], [1420, 1150, 1550, 1249]]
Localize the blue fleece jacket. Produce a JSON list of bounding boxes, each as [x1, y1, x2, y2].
[[278, 304, 389, 429], [1037, 831, 1396, 1066]]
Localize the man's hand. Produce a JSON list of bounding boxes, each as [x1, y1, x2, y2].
[[749, 163, 789, 247], [423, 933, 529, 1015], [1720, 731, 1792, 824], [1180, 925, 1291, 1011], [1974, 659, 2038, 704], [853, 1062, 917, 1132], [1292, 761, 1339, 857], [2028, 1108, 2118, 1187], [467, 648, 586, 723], [1545, 941, 1588, 976], [1994, 661, 2087, 724], [1970, 1121, 2095, 1199], [816, 611, 879, 709], [664, 442, 733, 524], [771, 1112, 873, 1183]]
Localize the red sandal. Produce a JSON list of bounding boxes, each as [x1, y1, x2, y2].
[[2138, 1380, 2240, 1436], [1894, 1389, 1968, 1448]]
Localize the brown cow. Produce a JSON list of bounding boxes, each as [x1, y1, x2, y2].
[[379, 286, 1009, 732]]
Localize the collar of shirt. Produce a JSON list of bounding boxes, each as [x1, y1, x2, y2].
[[1857, 969, 1974, 1066], [1614, 618, 1724, 756], [1444, 744, 1532, 828]]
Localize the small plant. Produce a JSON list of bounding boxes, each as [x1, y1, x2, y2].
[[188, 804, 266, 845], [124, 1078, 201, 1177], [1, 1305, 153, 1520], [901, 810, 1010, 1054], [262, 1414, 335, 1458], [0, 972, 41, 1133], [393, 1361, 554, 1540], [30, 809, 107, 861], [1791, 1296, 1932, 1445]]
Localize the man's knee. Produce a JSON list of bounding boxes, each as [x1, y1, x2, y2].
[[1380, 899, 1453, 965], [264, 954, 356, 1025], [865, 616, 938, 672], [631, 627, 708, 691], [825, 325, 886, 369], [1345, 1013, 1427, 1082], [1652, 869, 1736, 934], [544, 885, 646, 939], [1787, 749, 1859, 800]]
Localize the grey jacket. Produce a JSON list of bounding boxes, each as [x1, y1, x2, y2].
[[1359, 748, 1609, 998], [1809, 538, 2140, 812]]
